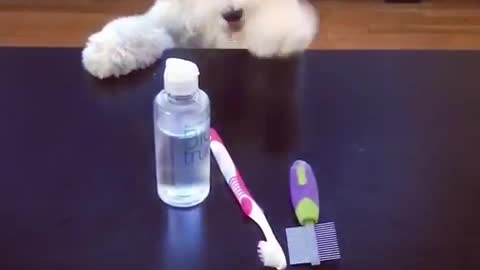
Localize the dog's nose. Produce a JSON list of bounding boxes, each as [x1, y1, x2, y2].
[[222, 9, 244, 22]]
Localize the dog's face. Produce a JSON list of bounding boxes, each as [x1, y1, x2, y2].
[[175, 0, 317, 53], [179, 0, 262, 30]]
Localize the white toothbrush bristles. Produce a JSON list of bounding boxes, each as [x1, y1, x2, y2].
[[257, 240, 287, 270]]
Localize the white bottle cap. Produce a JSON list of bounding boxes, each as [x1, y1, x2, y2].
[[163, 58, 200, 96]]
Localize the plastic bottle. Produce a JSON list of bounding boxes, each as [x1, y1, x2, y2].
[[153, 58, 211, 207]]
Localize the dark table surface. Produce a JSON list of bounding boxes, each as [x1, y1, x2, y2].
[[0, 48, 479, 270]]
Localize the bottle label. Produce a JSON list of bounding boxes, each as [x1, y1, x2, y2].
[[181, 127, 210, 165], [171, 126, 210, 185]]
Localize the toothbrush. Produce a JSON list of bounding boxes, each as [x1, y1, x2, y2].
[[210, 128, 287, 270]]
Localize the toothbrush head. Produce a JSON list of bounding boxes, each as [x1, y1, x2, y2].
[[257, 240, 287, 270]]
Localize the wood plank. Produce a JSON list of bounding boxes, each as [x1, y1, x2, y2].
[[1, 0, 480, 49]]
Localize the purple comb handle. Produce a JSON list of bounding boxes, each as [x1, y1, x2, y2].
[[289, 160, 320, 225]]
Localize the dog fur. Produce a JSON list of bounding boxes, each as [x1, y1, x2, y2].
[[82, 0, 318, 79]]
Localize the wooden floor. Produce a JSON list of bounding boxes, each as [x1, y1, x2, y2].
[[1, 0, 480, 49]]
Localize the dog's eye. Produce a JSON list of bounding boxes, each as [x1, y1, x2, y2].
[[222, 9, 243, 22]]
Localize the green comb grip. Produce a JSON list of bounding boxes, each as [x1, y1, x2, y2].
[[295, 199, 319, 225]]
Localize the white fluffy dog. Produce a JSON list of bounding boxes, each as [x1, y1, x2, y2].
[[82, 0, 318, 79]]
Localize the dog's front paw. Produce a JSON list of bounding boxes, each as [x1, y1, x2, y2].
[[82, 29, 135, 79], [244, 1, 318, 58]]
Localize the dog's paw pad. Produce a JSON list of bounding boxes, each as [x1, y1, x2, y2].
[[82, 31, 132, 79]]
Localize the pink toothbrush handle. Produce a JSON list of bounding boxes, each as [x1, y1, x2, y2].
[[210, 128, 254, 216], [228, 171, 254, 216]]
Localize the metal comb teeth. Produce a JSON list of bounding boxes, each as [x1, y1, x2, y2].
[[315, 222, 340, 262], [286, 222, 340, 266]]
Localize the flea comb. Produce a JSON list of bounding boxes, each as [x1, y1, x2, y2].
[[285, 160, 341, 266]]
